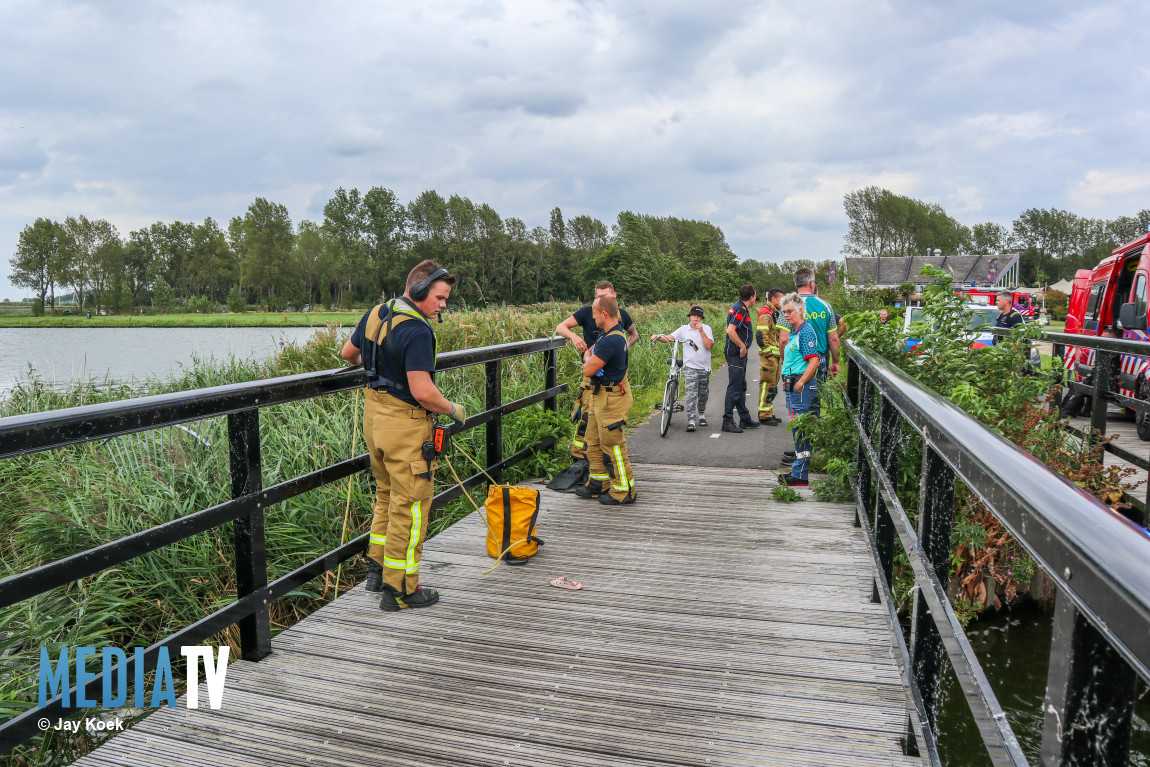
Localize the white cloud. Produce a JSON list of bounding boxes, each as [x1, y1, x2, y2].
[[3, 0, 1150, 298], [1068, 168, 1150, 215]]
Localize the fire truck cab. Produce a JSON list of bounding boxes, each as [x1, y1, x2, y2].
[[1063, 231, 1150, 438], [954, 287, 1036, 316]]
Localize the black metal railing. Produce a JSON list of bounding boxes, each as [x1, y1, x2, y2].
[[0, 337, 565, 753], [845, 339, 1150, 767], [1005, 327, 1150, 525]]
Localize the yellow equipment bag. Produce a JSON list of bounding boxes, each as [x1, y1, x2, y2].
[[485, 485, 543, 565]]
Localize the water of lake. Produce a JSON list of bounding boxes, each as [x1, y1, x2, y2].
[[0, 326, 342, 392]]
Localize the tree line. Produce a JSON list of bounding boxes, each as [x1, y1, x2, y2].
[[8, 189, 781, 314], [842, 186, 1150, 285]]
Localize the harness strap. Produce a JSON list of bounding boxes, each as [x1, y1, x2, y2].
[[365, 298, 437, 391]]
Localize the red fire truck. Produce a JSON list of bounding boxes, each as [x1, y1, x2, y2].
[[1062, 229, 1150, 439], [953, 287, 1037, 316]]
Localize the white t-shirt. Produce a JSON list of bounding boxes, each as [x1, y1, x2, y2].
[[671, 324, 714, 371]]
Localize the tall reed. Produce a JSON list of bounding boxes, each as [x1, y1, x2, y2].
[[0, 299, 728, 765]]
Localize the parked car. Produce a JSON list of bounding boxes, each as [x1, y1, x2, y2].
[[903, 304, 1041, 367], [301, 304, 311, 313], [903, 304, 1002, 353]]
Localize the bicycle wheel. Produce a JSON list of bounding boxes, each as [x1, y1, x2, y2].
[[660, 377, 676, 437]]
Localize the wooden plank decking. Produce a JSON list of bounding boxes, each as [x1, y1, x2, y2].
[[74, 465, 920, 767]]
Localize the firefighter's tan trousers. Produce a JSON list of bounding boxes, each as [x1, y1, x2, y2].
[[584, 378, 636, 502], [363, 388, 436, 595], [569, 376, 592, 460], [758, 354, 781, 419]]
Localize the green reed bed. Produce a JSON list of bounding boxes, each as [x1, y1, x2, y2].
[[1, 300, 720, 765]]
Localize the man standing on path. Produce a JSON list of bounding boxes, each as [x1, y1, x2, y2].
[[576, 295, 637, 505], [341, 259, 466, 612], [721, 284, 760, 434], [756, 289, 784, 426], [651, 305, 714, 432], [555, 281, 639, 461]]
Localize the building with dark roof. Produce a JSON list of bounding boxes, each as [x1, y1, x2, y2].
[[843, 253, 1021, 290]]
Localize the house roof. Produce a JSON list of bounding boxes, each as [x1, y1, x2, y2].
[[844, 254, 1019, 287]]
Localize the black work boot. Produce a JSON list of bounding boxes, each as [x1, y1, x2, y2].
[[379, 585, 440, 612], [364, 559, 383, 593], [574, 481, 603, 499], [599, 491, 636, 506]]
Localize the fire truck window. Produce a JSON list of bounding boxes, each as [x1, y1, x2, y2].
[[1135, 274, 1147, 320], [1085, 283, 1105, 320], [1114, 255, 1138, 320], [1084, 282, 1106, 330]]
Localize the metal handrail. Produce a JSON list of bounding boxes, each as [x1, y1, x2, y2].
[[994, 324, 1150, 521], [0, 336, 566, 754], [845, 338, 1150, 767]]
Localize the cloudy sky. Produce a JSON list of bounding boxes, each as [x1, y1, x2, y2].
[[2, 0, 1148, 300]]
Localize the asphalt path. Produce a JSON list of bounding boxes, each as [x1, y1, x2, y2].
[[627, 362, 796, 471]]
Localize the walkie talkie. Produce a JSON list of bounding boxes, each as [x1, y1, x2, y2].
[[422, 417, 449, 463]]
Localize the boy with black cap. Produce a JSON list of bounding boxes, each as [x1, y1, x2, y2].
[[650, 306, 714, 432]]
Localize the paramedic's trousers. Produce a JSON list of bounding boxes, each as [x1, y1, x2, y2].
[[785, 379, 818, 481], [758, 353, 781, 419], [363, 388, 436, 595], [585, 378, 636, 502]]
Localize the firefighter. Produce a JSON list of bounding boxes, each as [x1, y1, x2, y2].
[[340, 259, 466, 612], [756, 289, 784, 425], [555, 281, 639, 461], [721, 284, 759, 433], [574, 295, 636, 505]]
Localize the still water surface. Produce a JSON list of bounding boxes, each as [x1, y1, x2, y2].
[[0, 326, 338, 392], [936, 607, 1149, 766]]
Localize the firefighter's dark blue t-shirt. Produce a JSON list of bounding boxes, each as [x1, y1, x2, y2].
[[351, 304, 436, 407], [591, 324, 629, 384], [572, 305, 633, 346], [725, 300, 753, 356]]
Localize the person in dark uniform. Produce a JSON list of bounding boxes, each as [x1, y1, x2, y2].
[[995, 292, 1024, 330], [341, 259, 466, 612], [722, 284, 760, 433], [576, 295, 636, 505], [555, 281, 639, 461]]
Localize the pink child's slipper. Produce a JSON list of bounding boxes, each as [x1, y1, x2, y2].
[[549, 576, 583, 590]]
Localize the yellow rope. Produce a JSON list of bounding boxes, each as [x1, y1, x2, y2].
[[333, 387, 361, 599], [441, 444, 533, 575]]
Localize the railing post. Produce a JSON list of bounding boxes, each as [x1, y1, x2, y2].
[[873, 396, 900, 603], [1090, 350, 1112, 449], [905, 445, 956, 752], [847, 354, 859, 409], [486, 359, 503, 485], [544, 347, 558, 413], [1040, 590, 1137, 766], [227, 408, 271, 661], [853, 374, 875, 529]]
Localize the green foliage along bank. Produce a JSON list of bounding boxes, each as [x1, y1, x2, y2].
[[796, 266, 1134, 622]]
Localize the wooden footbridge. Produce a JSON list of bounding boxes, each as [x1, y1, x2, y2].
[[3, 335, 1149, 766], [69, 464, 917, 767]]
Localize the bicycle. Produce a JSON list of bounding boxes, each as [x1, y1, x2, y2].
[[655, 338, 685, 437]]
